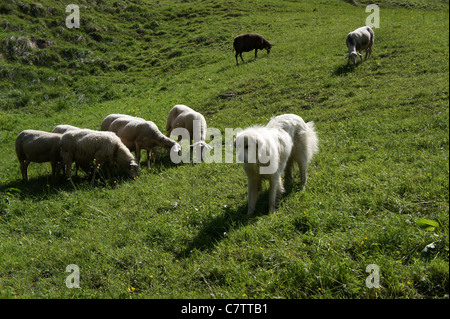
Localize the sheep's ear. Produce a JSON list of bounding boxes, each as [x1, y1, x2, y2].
[[357, 52, 362, 56]]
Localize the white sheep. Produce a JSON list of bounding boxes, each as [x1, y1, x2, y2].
[[166, 104, 210, 159], [101, 114, 145, 131], [15, 130, 63, 181], [60, 129, 138, 185], [346, 26, 374, 65], [108, 118, 182, 168], [52, 124, 93, 176], [51, 124, 82, 134]]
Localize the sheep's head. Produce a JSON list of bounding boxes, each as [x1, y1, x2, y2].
[[129, 160, 139, 178], [346, 52, 362, 65], [172, 142, 182, 153], [265, 43, 273, 54]]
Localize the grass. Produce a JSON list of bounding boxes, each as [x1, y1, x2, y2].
[[0, 0, 448, 299]]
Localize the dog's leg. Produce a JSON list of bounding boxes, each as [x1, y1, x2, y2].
[[247, 176, 259, 215], [269, 175, 284, 213], [293, 143, 309, 191], [284, 156, 294, 189], [298, 158, 308, 191]]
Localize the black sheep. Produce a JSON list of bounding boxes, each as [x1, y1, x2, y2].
[[233, 33, 273, 65]]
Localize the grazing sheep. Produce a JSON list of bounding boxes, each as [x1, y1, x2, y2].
[[60, 129, 138, 185], [233, 33, 273, 65], [52, 124, 92, 176], [102, 114, 148, 168], [101, 114, 145, 132], [15, 130, 63, 181], [51, 124, 81, 134], [266, 114, 319, 190], [235, 126, 293, 215], [166, 104, 210, 160], [111, 118, 182, 168], [346, 26, 374, 65]]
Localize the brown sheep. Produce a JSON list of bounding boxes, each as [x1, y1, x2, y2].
[[233, 33, 273, 65]]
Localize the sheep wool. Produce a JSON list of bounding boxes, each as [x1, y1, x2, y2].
[[60, 129, 138, 185], [15, 129, 63, 181]]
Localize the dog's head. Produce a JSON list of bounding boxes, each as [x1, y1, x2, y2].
[[235, 128, 274, 165], [235, 130, 259, 164]]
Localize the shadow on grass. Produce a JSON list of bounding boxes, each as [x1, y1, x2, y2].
[[177, 196, 270, 259], [333, 62, 355, 76], [0, 174, 78, 201], [0, 153, 179, 201], [177, 183, 303, 259]]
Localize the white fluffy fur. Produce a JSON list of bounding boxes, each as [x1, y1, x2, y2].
[[266, 114, 319, 190], [235, 126, 293, 215], [236, 114, 319, 215]]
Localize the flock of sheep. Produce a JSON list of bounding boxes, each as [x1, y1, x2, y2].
[[14, 26, 374, 214], [15, 104, 204, 185]]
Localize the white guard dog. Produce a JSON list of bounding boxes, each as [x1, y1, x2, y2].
[[266, 114, 319, 190], [236, 114, 318, 215]]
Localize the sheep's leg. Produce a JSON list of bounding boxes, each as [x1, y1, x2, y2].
[[146, 149, 151, 169], [90, 166, 97, 186], [191, 139, 202, 163], [51, 161, 58, 180], [65, 159, 73, 180], [20, 159, 30, 181], [56, 161, 64, 178], [365, 47, 372, 60], [235, 52, 239, 65], [239, 53, 244, 64], [135, 144, 141, 168], [254, 49, 258, 59]]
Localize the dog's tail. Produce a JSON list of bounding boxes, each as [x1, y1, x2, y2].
[[301, 121, 319, 163]]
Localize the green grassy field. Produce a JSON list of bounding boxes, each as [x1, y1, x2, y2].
[[0, 0, 448, 299]]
